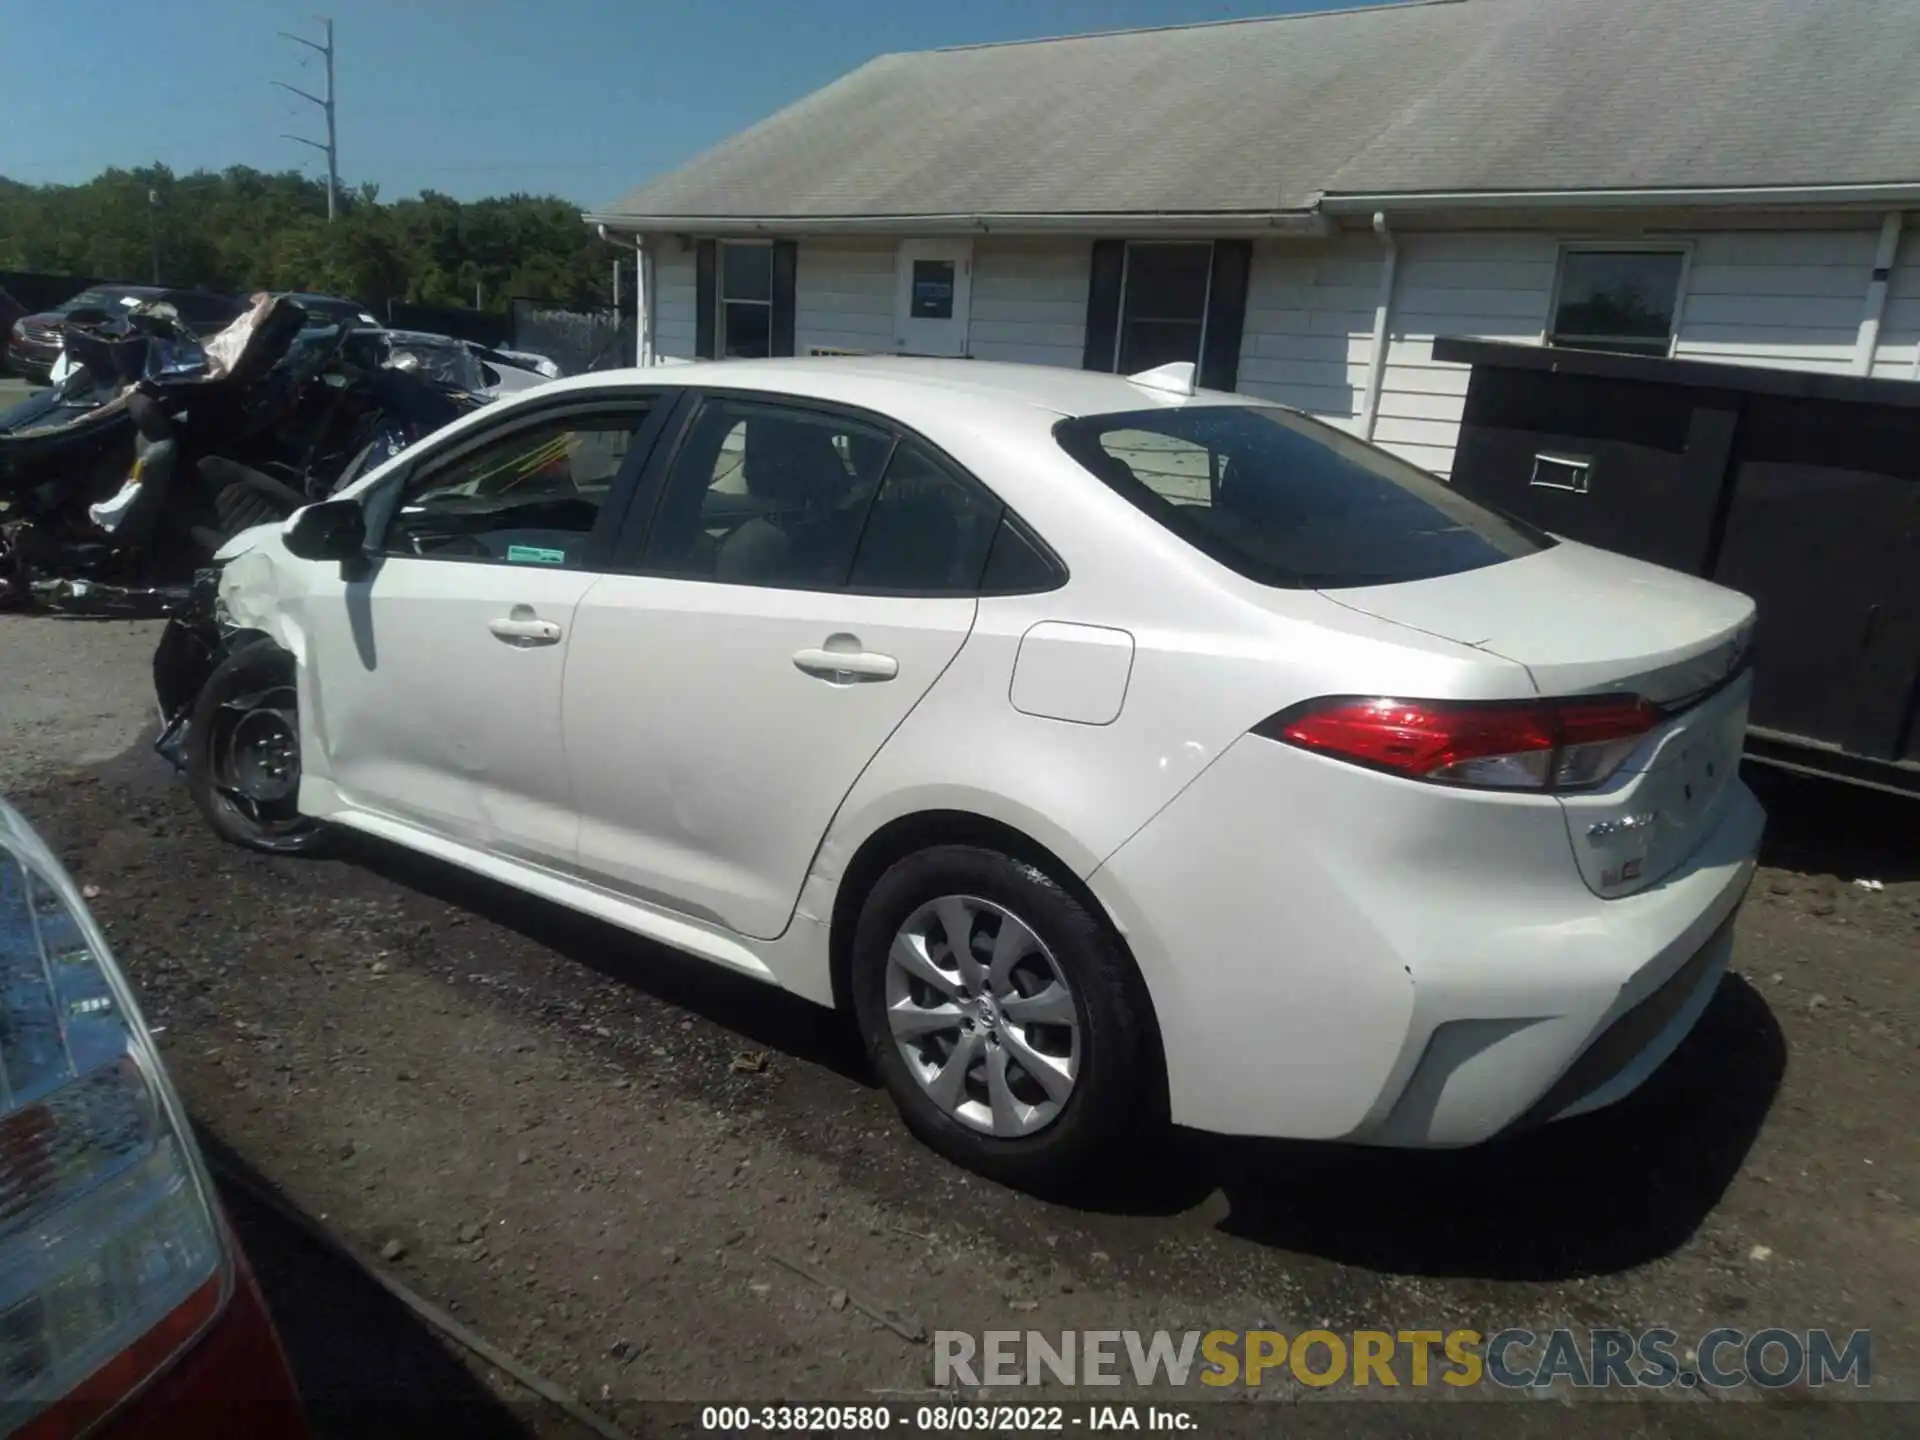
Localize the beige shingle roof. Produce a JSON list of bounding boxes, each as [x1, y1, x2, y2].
[[591, 0, 1920, 225]]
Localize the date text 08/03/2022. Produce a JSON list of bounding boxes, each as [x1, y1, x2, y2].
[[699, 1405, 1195, 1432]]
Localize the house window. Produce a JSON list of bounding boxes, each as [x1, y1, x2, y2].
[[718, 241, 773, 358], [909, 259, 956, 319], [1116, 242, 1213, 374], [1549, 248, 1687, 357]]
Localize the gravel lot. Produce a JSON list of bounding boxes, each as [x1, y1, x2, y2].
[[0, 612, 1915, 1437]]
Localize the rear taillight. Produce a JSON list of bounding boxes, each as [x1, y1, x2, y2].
[[0, 818, 227, 1438], [1257, 694, 1662, 792]]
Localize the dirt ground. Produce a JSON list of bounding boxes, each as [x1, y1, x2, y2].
[[0, 612, 1915, 1437]]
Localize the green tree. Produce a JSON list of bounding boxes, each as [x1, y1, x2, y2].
[[0, 165, 619, 316]]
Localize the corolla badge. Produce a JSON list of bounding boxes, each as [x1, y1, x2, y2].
[[1588, 811, 1657, 838]]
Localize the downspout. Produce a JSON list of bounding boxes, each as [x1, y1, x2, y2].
[[1851, 212, 1902, 377], [636, 235, 654, 367], [1358, 211, 1398, 443], [597, 223, 651, 366]]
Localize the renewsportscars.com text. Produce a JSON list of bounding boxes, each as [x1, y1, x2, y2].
[[935, 1327, 1872, 1391]]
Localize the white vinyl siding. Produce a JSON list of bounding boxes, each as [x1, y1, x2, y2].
[[968, 239, 1088, 367], [652, 245, 698, 361], [647, 222, 1901, 462], [1376, 233, 1558, 475], [1236, 233, 1556, 476], [1671, 230, 1879, 373], [1238, 225, 1893, 477], [1871, 238, 1920, 379], [795, 240, 895, 355], [1235, 239, 1378, 435]]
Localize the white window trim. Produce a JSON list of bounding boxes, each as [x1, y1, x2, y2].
[[1545, 239, 1694, 358], [716, 239, 774, 357], [1112, 240, 1215, 373]]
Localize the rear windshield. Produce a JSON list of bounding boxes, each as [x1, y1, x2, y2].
[[292, 296, 369, 325], [56, 289, 135, 314], [164, 292, 243, 326], [1054, 404, 1551, 589]]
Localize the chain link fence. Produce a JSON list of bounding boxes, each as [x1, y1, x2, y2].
[[507, 300, 633, 376]]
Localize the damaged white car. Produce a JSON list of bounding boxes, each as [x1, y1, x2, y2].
[[152, 357, 1763, 1190]]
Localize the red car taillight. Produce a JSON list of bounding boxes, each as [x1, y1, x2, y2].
[[0, 811, 230, 1439], [1256, 694, 1662, 792]]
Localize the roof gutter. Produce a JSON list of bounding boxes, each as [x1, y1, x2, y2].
[[1317, 183, 1920, 216], [581, 210, 1335, 239]]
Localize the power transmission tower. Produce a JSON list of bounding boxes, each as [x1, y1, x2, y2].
[[275, 18, 338, 221]]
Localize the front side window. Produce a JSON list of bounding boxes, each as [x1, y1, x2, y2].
[[385, 408, 647, 567], [641, 398, 892, 588], [1055, 404, 1551, 590], [1549, 249, 1686, 357], [719, 243, 773, 359], [1116, 242, 1212, 374]]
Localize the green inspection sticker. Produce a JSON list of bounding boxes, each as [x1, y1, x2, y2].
[[507, 545, 568, 565]]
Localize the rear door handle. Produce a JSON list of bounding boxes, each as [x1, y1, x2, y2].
[[489, 616, 563, 647], [793, 646, 898, 684]]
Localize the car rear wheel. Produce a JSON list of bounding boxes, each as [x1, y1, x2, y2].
[[185, 640, 330, 855], [851, 844, 1160, 1193]]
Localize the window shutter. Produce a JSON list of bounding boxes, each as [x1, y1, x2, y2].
[[1199, 239, 1252, 392], [694, 240, 717, 359], [771, 239, 798, 357], [1082, 239, 1126, 372]]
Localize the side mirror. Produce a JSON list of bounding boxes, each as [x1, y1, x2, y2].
[[284, 499, 366, 562]]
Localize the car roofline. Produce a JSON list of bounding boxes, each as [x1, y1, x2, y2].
[[509, 356, 1290, 422]]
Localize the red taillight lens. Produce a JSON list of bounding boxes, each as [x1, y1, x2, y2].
[[1258, 694, 1662, 791], [0, 819, 230, 1437]]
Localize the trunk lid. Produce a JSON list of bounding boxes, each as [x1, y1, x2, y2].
[[1324, 541, 1757, 897], [1322, 541, 1755, 704]]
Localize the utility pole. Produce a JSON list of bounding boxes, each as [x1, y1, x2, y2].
[[147, 190, 161, 284], [275, 18, 338, 221]]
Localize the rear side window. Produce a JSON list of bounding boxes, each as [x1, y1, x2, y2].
[[1054, 405, 1551, 589], [979, 515, 1065, 594], [847, 440, 1000, 593], [640, 398, 894, 588]]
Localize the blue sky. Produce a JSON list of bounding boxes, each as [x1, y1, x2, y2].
[[0, 0, 1388, 207]]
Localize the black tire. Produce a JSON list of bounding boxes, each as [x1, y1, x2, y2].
[[850, 844, 1161, 1194], [185, 640, 330, 855]]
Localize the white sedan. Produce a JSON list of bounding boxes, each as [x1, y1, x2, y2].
[[178, 357, 1763, 1189]]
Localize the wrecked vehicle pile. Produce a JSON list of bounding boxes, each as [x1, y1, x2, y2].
[[0, 293, 487, 616]]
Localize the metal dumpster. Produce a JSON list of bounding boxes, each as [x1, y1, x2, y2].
[[1434, 336, 1920, 798]]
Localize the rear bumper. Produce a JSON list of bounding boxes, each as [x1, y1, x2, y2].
[[1503, 911, 1732, 1133], [1088, 733, 1762, 1146]]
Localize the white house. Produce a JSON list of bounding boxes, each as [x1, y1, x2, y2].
[[586, 0, 1920, 476]]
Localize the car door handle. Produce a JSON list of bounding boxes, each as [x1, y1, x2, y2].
[[489, 616, 563, 647], [792, 646, 898, 683]]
